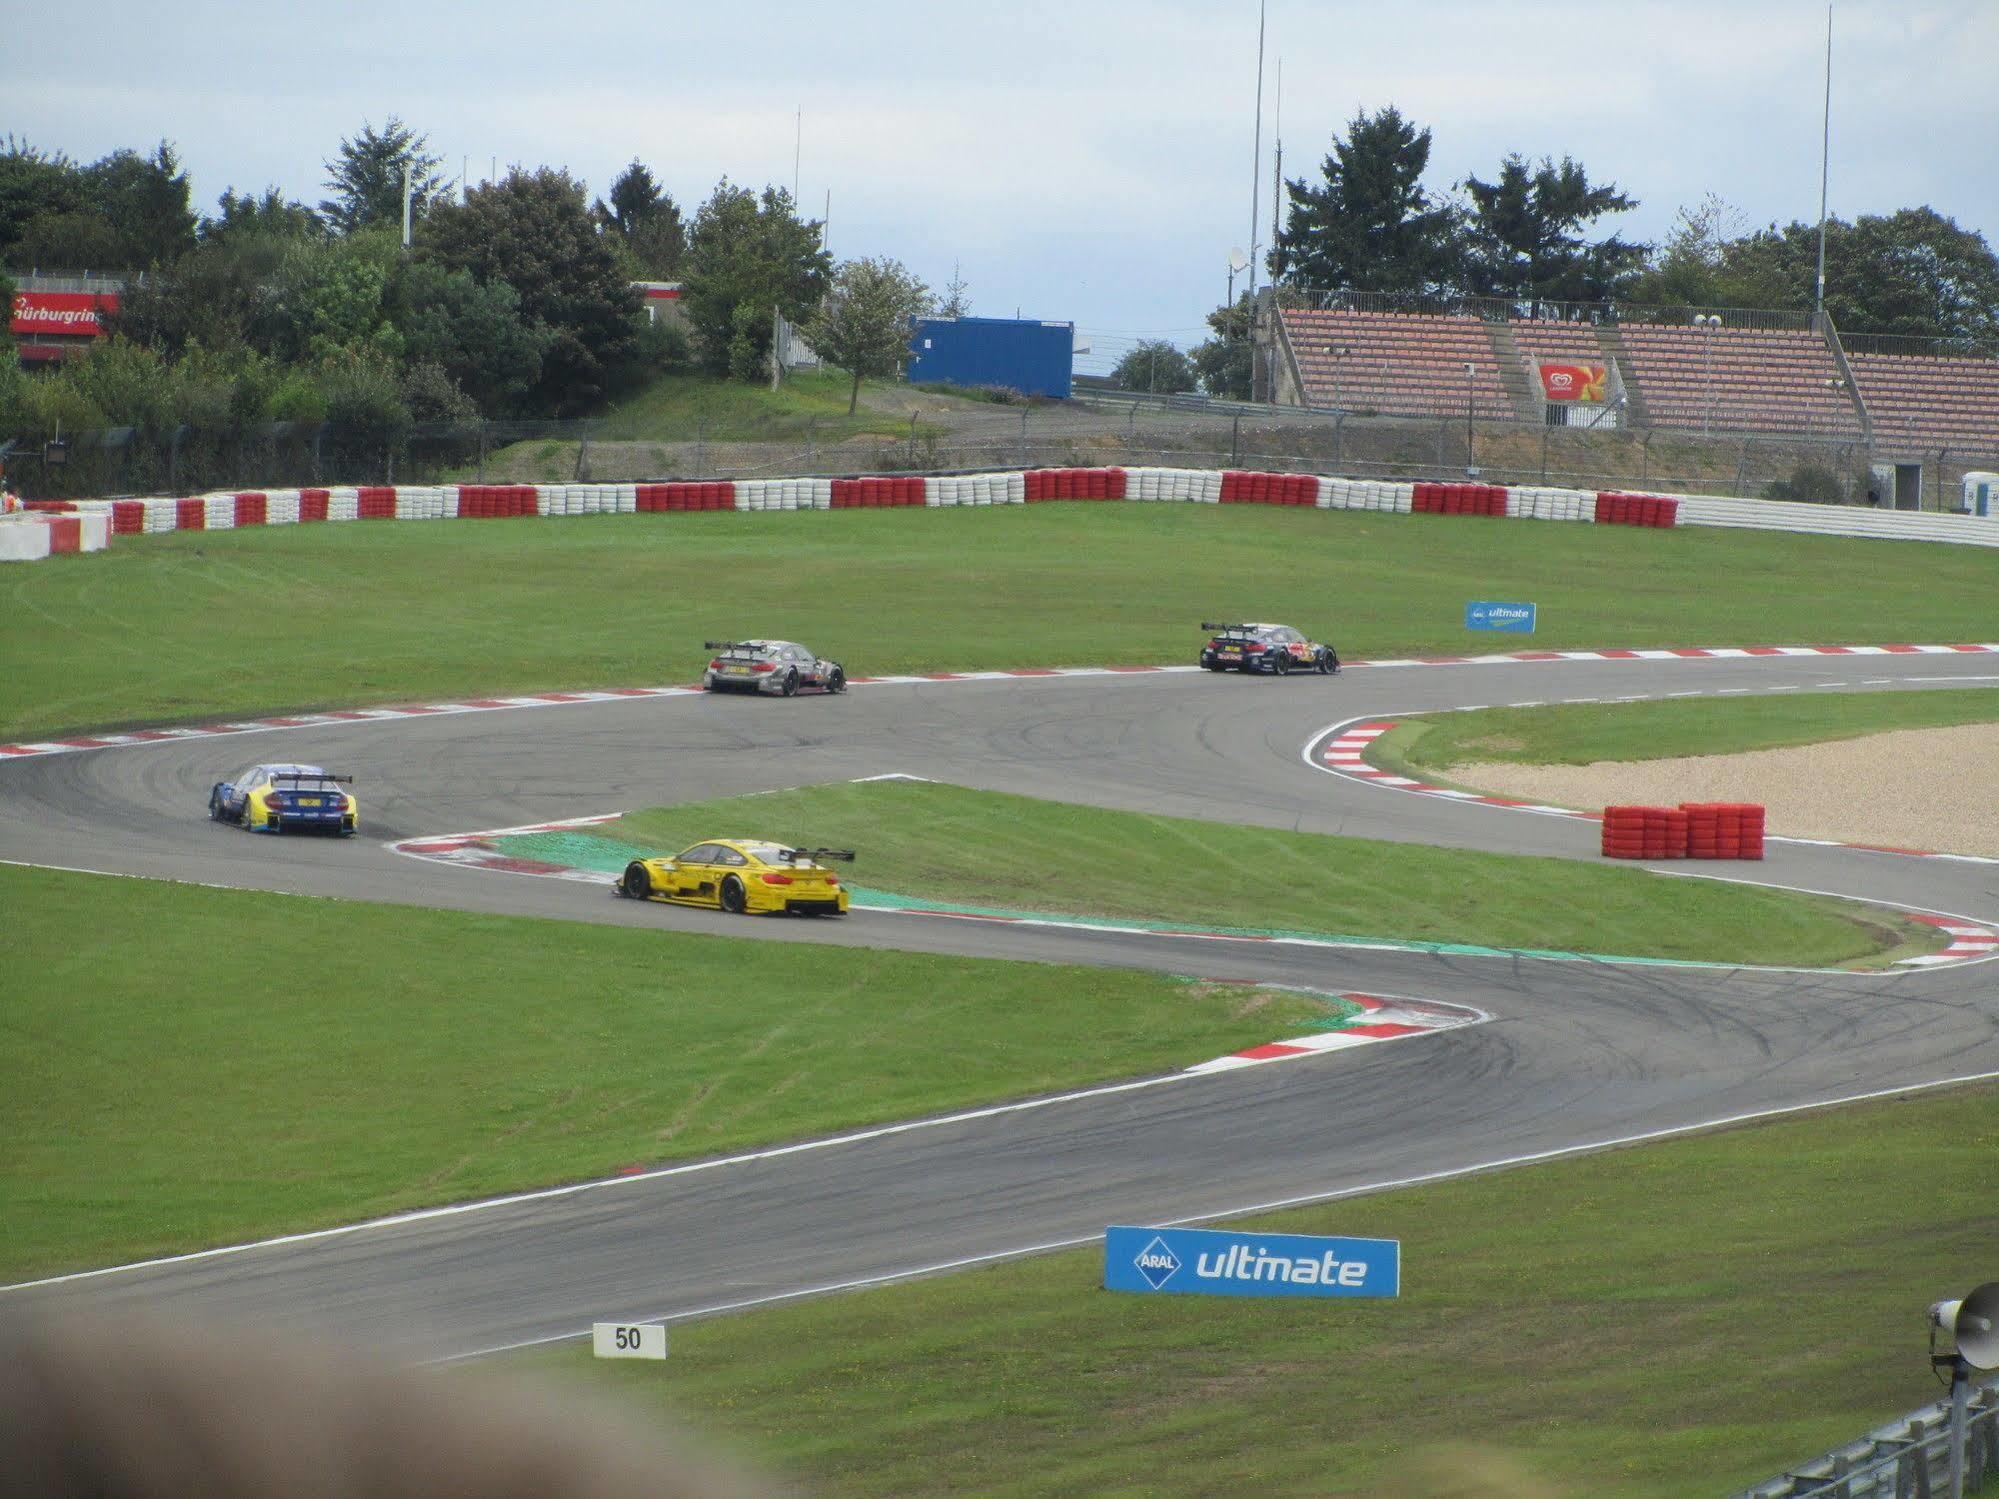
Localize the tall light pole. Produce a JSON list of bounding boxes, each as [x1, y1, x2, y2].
[[1226, 248, 1249, 397], [1694, 313, 1722, 436], [1464, 362, 1478, 476], [1246, 0, 1266, 399], [1814, 2, 1833, 326]]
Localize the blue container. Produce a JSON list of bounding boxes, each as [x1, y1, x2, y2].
[[907, 316, 1074, 399]]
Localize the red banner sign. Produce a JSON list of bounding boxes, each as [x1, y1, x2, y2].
[[11, 291, 119, 337], [1538, 362, 1608, 403]]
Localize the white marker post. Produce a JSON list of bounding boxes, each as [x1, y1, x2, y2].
[[591, 1322, 668, 1360]]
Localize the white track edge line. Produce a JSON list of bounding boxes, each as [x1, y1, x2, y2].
[[434, 1062, 1999, 1363]]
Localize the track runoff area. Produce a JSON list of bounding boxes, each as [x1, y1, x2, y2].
[[5, 612, 1999, 1374]]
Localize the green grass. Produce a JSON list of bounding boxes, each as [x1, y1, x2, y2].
[[535, 1078, 1999, 1497], [1400, 686, 1999, 769], [598, 370, 925, 442], [561, 780, 1939, 968], [7, 505, 1999, 742], [0, 863, 1332, 1279]]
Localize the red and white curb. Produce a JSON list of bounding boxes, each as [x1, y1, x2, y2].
[[390, 814, 624, 884], [1312, 717, 1999, 869], [1186, 991, 1486, 1073], [1901, 915, 1999, 967], [7, 644, 1996, 763], [1310, 719, 1999, 967]]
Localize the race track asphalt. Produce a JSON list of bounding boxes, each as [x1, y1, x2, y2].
[[5, 652, 1998, 1360]]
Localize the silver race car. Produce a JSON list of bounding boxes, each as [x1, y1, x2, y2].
[[702, 640, 848, 696]]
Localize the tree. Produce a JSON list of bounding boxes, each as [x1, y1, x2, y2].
[[1190, 294, 1253, 399], [204, 187, 323, 246], [1624, 193, 1749, 307], [320, 118, 449, 236], [680, 180, 832, 378], [1110, 340, 1195, 394], [1271, 107, 1459, 297], [1461, 154, 1647, 310], [808, 256, 930, 413], [1716, 209, 1999, 343], [595, 160, 685, 280], [388, 260, 548, 415], [104, 231, 296, 356], [419, 167, 643, 415], [0, 140, 195, 272], [261, 229, 402, 363], [87, 143, 197, 267], [935, 261, 971, 318]]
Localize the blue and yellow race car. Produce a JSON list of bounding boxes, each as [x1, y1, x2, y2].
[[207, 763, 358, 834], [615, 840, 852, 916]]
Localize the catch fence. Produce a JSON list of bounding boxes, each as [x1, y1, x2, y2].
[[7, 398, 1992, 511]]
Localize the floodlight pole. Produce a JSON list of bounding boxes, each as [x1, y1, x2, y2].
[[1813, 2, 1832, 326], [1246, 0, 1265, 398]]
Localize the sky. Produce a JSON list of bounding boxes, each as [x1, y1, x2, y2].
[[20, 0, 1997, 374]]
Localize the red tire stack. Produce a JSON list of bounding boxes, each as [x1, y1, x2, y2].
[[356, 486, 396, 520], [1681, 803, 1766, 860], [111, 500, 146, 534], [299, 488, 330, 522], [1594, 492, 1680, 528], [1413, 481, 1507, 516], [1601, 805, 1688, 859]]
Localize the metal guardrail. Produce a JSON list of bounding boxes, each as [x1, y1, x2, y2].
[[1289, 286, 1824, 333], [1735, 1376, 1999, 1498]]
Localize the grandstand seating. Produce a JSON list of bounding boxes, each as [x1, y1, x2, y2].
[[1277, 304, 1999, 454], [1847, 352, 1999, 454], [1511, 323, 1608, 367], [1613, 323, 1862, 438], [1284, 308, 1514, 420]]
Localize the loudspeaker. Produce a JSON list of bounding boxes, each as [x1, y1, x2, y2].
[[1932, 1282, 1999, 1370]]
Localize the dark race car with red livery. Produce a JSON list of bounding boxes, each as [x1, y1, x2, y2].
[[1198, 622, 1340, 676]]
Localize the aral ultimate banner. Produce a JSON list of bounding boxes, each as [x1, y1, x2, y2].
[[1104, 1225, 1400, 1299]]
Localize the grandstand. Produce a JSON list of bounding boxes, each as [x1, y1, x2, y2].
[[1283, 308, 1515, 421], [1274, 295, 1998, 465], [1847, 349, 1999, 454]]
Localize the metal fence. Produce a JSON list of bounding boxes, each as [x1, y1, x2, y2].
[[1735, 1374, 1999, 1498], [1291, 287, 1829, 333], [7, 396, 1993, 510]]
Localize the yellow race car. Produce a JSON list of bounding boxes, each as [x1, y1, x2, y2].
[[615, 840, 853, 916]]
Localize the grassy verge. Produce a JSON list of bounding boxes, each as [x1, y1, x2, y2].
[[0, 864, 1330, 1279], [1398, 687, 1999, 769], [536, 1079, 1999, 1498], [542, 780, 1941, 968], [598, 370, 926, 442], [7, 505, 1999, 742]]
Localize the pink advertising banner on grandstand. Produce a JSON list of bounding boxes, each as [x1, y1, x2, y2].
[[11, 292, 119, 337], [1538, 362, 1607, 402]]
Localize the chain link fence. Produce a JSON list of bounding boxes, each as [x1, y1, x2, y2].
[[8, 394, 1994, 510]]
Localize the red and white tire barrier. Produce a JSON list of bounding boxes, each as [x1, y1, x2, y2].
[[1185, 991, 1487, 1073], [25, 457, 1999, 562], [0, 511, 111, 561]]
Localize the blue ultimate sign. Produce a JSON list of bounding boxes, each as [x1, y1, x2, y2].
[[1465, 600, 1537, 633], [1104, 1225, 1400, 1300]]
